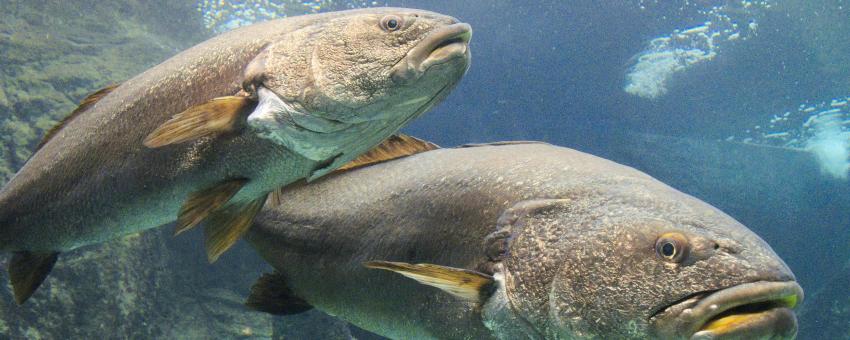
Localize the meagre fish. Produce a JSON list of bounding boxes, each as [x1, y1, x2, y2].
[[0, 8, 471, 304], [246, 142, 803, 339]]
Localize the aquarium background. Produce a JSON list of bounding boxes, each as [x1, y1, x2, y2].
[[0, 0, 848, 338]]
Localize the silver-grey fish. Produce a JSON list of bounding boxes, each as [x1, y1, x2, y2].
[[246, 142, 803, 339], [0, 8, 471, 304]]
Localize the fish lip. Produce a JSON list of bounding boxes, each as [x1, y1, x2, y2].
[[690, 307, 798, 340], [391, 23, 472, 84], [649, 281, 803, 338]]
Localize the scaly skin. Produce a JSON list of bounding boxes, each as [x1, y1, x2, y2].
[[247, 143, 800, 339], [0, 8, 470, 253]]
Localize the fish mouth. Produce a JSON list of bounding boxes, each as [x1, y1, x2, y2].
[[391, 23, 472, 84], [649, 281, 803, 339]]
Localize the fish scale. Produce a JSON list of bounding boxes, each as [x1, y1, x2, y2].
[[0, 7, 471, 304], [246, 142, 801, 339]]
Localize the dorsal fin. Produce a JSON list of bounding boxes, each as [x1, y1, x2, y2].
[[336, 134, 439, 172], [245, 271, 313, 315], [458, 141, 550, 148], [267, 186, 286, 207], [264, 134, 438, 208], [363, 260, 494, 303], [35, 84, 120, 151], [9, 251, 60, 305]]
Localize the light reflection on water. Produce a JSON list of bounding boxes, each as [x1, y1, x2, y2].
[[197, 0, 386, 32], [624, 0, 772, 99], [729, 95, 850, 179]]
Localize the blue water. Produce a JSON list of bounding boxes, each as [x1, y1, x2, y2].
[[393, 1, 849, 338], [1, 0, 848, 338]]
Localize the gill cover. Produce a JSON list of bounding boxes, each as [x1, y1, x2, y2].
[[480, 199, 577, 339], [246, 87, 362, 162]]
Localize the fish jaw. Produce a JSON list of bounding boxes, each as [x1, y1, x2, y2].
[[391, 23, 472, 85], [649, 281, 803, 339]]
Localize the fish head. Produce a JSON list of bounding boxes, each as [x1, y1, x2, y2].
[[293, 8, 472, 123], [484, 185, 802, 339], [244, 8, 472, 123], [243, 8, 471, 166]]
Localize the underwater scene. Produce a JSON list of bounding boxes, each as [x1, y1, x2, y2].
[[0, 0, 848, 339]]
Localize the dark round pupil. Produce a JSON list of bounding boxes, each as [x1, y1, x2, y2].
[[387, 19, 398, 29], [661, 242, 675, 257]]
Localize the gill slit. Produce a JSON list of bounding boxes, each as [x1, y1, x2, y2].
[[502, 269, 547, 339], [302, 44, 322, 105]]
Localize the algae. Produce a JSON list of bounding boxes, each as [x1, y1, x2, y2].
[[0, 0, 844, 338], [0, 0, 208, 184], [0, 0, 282, 338]]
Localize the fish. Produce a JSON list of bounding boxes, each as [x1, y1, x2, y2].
[[245, 142, 803, 339], [0, 8, 471, 304]]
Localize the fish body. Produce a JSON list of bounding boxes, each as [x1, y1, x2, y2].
[[247, 142, 802, 339], [0, 8, 471, 303]]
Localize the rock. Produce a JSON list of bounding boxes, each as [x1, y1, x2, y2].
[[0, 231, 175, 338], [273, 310, 355, 340]]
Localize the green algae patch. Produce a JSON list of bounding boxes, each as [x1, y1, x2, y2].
[[0, 0, 208, 185]]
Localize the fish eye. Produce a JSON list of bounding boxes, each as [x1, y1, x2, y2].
[[655, 232, 690, 263], [381, 15, 403, 32]]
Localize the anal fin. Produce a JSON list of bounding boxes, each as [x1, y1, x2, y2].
[[204, 194, 267, 263], [144, 96, 254, 148], [174, 179, 247, 236], [363, 260, 494, 303], [245, 271, 312, 315], [9, 251, 59, 305]]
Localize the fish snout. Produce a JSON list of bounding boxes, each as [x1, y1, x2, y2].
[[650, 281, 803, 340], [391, 23, 472, 85]]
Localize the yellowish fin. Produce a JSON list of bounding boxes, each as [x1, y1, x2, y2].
[[245, 271, 312, 315], [203, 194, 267, 262], [336, 134, 439, 172], [267, 187, 285, 207], [174, 179, 248, 236], [363, 260, 493, 303], [36, 84, 120, 151], [265, 135, 437, 208], [9, 251, 59, 305], [144, 96, 253, 148]]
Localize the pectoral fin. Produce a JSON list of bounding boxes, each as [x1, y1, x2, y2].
[[203, 194, 267, 263], [174, 179, 247, 236], [336, 134, 439, 172], [9, 251, 59, 304], [144, 96, 253, 148], [363, 261, 494, 303], [245, 271, 312, 315]]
